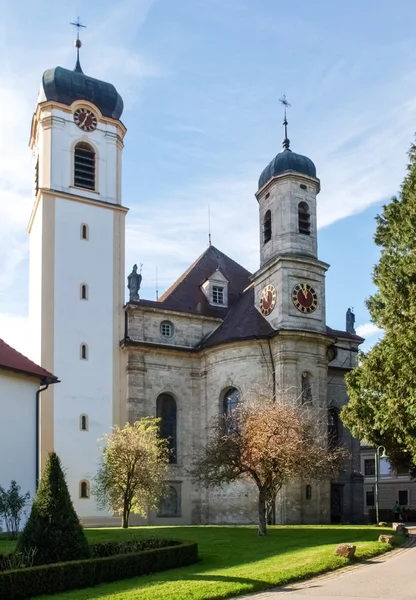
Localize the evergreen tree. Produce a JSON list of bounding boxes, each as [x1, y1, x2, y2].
[[342, 140, 416, 468], [17, 452, 90, 565]]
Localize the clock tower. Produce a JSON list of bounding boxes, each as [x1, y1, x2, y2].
[[252, 105, 333, 523], [253, 107, 328, 335], [28, 31, 127, 519]]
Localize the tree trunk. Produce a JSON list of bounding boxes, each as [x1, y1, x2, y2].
[[122, 496, 130, 528], [258, 488, 267, 536]]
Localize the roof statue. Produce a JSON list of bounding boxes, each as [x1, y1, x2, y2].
[[346, 307, 356, 334], [128, 264, 142, 302], [258, 95, 317, 190]]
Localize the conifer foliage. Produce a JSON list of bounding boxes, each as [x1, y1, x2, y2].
[[17, 452, 90, 565], [343, 140, 416, 469]]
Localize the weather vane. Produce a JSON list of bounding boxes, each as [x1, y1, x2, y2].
[[70, 17, 86, 73], [279, 95, 291, 150]]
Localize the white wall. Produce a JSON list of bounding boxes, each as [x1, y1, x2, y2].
[[0, 371, 37, 524], [36, 106, 120, 204], [29, 201, 43, 365], [53, 198, 115, 517]]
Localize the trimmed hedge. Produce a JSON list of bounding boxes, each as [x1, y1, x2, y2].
[[90, 537, 179, 558], [0, 540, 198, 600], [0, 538, 179, 571]]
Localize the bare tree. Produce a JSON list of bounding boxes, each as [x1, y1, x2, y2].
[[190, 394, 345, 536], [93, 418, 170, 528]]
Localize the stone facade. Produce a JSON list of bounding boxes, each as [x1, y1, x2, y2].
[[122, 304, 363, 525]]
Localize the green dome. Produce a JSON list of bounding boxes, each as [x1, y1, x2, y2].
[[41, 65, 123, 120]]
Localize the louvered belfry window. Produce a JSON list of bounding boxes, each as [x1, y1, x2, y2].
[[74, 143, 96, 191]]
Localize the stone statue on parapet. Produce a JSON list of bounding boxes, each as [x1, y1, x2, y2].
[[127, 264, 142, 301], [346, 307, 356, 334]]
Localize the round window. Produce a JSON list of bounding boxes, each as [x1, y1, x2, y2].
[[160, 320, 174, 338]]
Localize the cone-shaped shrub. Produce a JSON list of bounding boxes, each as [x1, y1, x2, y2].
[[17, 452, 90, 565]]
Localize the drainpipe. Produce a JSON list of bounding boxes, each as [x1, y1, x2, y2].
[[36, 383, 49, 489]]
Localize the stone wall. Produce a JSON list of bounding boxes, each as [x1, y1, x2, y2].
[[123, 305, 363, 525]]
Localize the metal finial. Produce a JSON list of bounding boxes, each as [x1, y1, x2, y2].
[[70, 17, 86, 73], [279, 95, 291, 151]]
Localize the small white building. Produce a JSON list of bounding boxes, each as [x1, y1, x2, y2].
[[0, 338, 58, 512]]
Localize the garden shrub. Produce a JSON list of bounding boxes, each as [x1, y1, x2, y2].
[[90, 537, 178, 557], [0, 540, 198, 600], [17, 452, 90, 565]]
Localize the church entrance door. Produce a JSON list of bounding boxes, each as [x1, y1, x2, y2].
[[330, 484, 344, 524]]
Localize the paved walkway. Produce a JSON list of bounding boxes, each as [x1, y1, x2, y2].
[[238, 528, 416, 600]]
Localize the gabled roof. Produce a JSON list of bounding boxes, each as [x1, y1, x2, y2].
[[201, 285, 274, 349], [155, 245, 251, 318], [0, 338, 58, 384]]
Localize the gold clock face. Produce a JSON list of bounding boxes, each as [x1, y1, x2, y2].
[[74, 108, 98, 132], [260, 284, 277, 316], [292, 283, 318, 314]]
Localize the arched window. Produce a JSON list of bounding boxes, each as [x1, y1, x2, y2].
[[298, 202, 311, 235], [306, 484, 312, 500], [74, 142, 96, 191], [156, 394, 177, 464], [80, 414, 88, 431], [80, 343, 88, 360], [80, 480, 90, 499], [80, 284, 88, 300], [222, 387, 240, 415], [301, 372, 313, 404], [81, 223, 89, 240], [157, 484, 180, 517], [263, 210, 272, 244], [328, 408, 339, 449]]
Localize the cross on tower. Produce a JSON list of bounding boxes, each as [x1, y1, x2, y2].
[[70, 16, 86, 40], [279, 94, 291, 150], [70, 17, 86, 73]]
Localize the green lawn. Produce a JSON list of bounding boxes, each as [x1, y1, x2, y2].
[[1, 525, 396, 600]]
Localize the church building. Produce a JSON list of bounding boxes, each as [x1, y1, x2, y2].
[[28, 36, 364, 526]]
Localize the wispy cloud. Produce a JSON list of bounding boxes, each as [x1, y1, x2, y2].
[[356, 323, 383, 339]]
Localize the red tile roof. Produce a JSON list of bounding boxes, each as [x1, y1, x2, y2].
[[0, 338, 58, 383]]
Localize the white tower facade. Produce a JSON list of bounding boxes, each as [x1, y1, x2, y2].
[[28, 56, 127, 518]]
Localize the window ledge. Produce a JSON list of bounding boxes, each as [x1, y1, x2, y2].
[[70, 185, 100, 195]]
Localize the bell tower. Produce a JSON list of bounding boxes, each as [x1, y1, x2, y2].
[[28, 23, 127, 519], [253, 98, 328, 335]]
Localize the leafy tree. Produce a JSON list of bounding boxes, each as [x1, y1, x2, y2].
[[190, 395, 344, 536], [342, 140, 416, 468], [0, 481, 30, 539], [93, 417, 170, 528], [17, 452, 90, 565]]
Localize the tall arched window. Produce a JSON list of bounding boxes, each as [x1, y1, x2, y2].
[[222, 387, 240, 415], [157, 394, 177, 464], [80, 284, 88, 300], [263, 210, 272, 244], [298, 202, 311, 235], [81, 223, 89, 240], [80, 480, 90, 498], [80, 414, 88, 431], [74, 142, 96, 191], [80, 343, 88, 360], [301, 372, 313, 404], [328, 408, 339, 449]]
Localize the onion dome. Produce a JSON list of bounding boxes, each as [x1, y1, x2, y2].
[[38, 23, 123, 120], [258, 106, 316, 190]]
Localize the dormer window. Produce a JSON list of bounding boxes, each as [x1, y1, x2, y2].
[[201, 269, 229, 307], [212, 286, 224, 305]]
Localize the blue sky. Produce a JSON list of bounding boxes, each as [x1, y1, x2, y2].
[[1, 0, 416, 356]]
